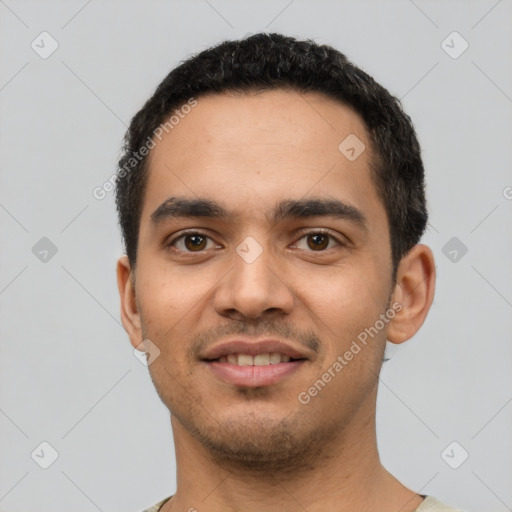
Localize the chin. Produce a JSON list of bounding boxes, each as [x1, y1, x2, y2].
[[174, 405, 335, 475]]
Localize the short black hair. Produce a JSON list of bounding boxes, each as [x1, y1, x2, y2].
[[115, 32, 427, 276]]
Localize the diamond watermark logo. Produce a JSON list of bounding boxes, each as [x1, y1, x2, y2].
[[31, 441, 59, 469], [31, 31, 59, 59], [441, 31, 469, 59], [134, 339, 161, 366], [338, 134, 365, 162], [32, 237, 58, 263], [441, 441, 469, 469], [442, 236, 468, 263], [236, 236, 263, 264]]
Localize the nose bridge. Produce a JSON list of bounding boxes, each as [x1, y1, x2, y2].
[[214, 234, 294, 318], [235, 235, 275, 288]]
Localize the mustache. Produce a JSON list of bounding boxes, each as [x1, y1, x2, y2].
[[190, 319, 321, 356]]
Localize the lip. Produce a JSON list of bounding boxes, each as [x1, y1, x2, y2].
[[204, 359, 306, 387], [200, 338, 311, 361]]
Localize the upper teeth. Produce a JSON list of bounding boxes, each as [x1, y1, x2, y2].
[[218, 353, 292, 365]]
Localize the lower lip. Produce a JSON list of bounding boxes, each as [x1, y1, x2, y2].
[[204, 360, 306, 387]]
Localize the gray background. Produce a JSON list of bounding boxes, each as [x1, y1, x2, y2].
[[1, 1, 511, 511]]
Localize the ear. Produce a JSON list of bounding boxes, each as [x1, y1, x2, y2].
[[387, 244, 436, 344], [116, 255, 143, 350]]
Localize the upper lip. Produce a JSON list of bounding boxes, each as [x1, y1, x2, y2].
[[200, 338, 311, 361]]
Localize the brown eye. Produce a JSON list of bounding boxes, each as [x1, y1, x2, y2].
[[184, 234, 207, 251], [292, 231, 341, 252], [306, 233, 329, 251], [170, 232, 218, 252]]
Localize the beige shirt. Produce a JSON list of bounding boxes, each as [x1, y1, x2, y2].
[[141, 495, 464, 511]]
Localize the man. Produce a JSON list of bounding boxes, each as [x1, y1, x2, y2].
[[115, 33, 462, 512]]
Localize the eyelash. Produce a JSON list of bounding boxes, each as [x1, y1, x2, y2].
[[293, 228, 346, 249], [167, 228, 346, 253]]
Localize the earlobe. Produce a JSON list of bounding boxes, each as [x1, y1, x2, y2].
[[387, 244, 436, 345], [116, 255, 143, 349]]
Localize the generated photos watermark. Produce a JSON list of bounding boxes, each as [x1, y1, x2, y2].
[[92, 97, 198, 200], [298, 301, 403, 405]]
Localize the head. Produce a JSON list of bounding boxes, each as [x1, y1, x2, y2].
[[116, 33, 435, 473]]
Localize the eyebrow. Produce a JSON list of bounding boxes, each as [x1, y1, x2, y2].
[[272, 198, 367, 230], [150, 196, 368, 231], [151, 197, 228, 224]]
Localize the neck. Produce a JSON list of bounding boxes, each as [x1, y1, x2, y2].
[[163, 386, 423, 512]]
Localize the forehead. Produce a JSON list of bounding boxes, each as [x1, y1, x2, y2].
[[141, 88, 385, 228], [149, 88, 370, 167]]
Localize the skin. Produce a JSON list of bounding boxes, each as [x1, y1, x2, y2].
[[117, 89, 436, 512]]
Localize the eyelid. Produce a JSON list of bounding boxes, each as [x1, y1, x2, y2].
[[291, 227, 348, 249], [165, 227, 348, 253], [166, 229, 221, 251]]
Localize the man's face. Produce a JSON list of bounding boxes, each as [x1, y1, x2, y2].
[[126, 89, 397, 470]]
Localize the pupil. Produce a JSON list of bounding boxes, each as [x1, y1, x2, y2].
[[308, 234, 328, 250], [186, 235, 205, 250]]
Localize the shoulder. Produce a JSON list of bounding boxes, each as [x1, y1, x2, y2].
[[416, 496, 466, 512], [139, 495, 173, 512]]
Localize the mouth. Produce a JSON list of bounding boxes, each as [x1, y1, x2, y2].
[[199, 338, 313, 388], [203, 352, 308, 387], [206, 352, 304, 365]]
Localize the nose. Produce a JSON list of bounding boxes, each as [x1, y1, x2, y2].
[[213, 238, 295, 321]]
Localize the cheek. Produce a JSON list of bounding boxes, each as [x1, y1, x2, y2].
[[136, 259, 215, 326], [134, 259, 229, 379], [294, 260, 390, 361], [301, 260, 389, 320]]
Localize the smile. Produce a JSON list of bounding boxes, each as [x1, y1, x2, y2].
[[204, 355, 307, 387], [213, 353, 300, 365]]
